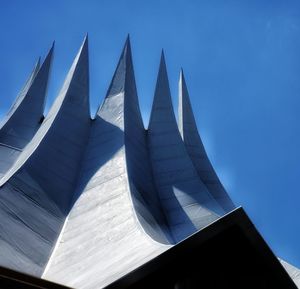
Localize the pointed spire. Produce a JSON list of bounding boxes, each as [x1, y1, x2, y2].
[[178, 69, 235, 211], [148, 50, 177, 131], [0, 43, 54, 149], [178, 68, 197, 139], [79, 34, 88, 59], [21, 42, 54, 107], [47, 36, 89, 112], [153, 51, 169, 105], [161, 49, 165, 62], [57, 35, 89, 112], [147, 55, 224, 242], [23, 36, 91, 209], [102, 36, 131, 102], [70, 34, 89, 76], [41, 42, 54, 68], [18, 40, 54, 117], [97, 36, 143, 129], [33, 36, 89, 124], [28, 41, 54, 107], [0, 36, 91, 205]]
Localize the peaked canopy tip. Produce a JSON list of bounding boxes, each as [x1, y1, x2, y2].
[[77, 35, 89, 56], [82, 34, 89, 45], [179, 68, 186, 81], [41, 42, 55, 64], [46, 41, 55, 56], [158, 49, 167, 71], [123, 34, 131, 52], [40, 42, 54, 66], [117, 35, 132, 63]]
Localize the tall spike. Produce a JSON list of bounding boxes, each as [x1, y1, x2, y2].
[[96, 36, 170, 242], [7, 36, 91, 206], [105, 36, 129, 97], [0, 38, 295, 289], [0, 45, 53, 178], [0, 44, 54, 149], [0, 37, 91, 276], [148, 51, 176, 130], [148, 53, 224, 242], [123, 38, 172, 242], [43, 37, 170, 284], [97, 36, 144, 129], [0, 36, 90, 200], [97, 36, 129, 123], [178, 69, 235, 211], [27, 42, 54, 114]]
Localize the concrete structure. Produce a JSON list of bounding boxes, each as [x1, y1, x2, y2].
[[178, 69, 235, 212], [0, 44, 53, 178], [0, 36, 298, 289]]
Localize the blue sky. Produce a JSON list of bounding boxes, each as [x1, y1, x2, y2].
[[0, 0, 300, 267]]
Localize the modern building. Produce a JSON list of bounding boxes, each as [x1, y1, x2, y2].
[[0, 36, 298, 289]]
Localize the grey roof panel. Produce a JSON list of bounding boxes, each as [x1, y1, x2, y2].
[[0, 37, 90, 276], [178, 69, 235, 211], [0, 45, 53, 149], [122, 38, 172, 244], [147, 52, 225, 242], [0, 37, 294, 289], [0, 46, 53, 177], [43, 38, 169, 289]]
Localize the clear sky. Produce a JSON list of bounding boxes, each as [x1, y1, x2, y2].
[[0, 0, 300, 268]]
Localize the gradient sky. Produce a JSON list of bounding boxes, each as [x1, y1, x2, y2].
[[0, 0, 300, 268]]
